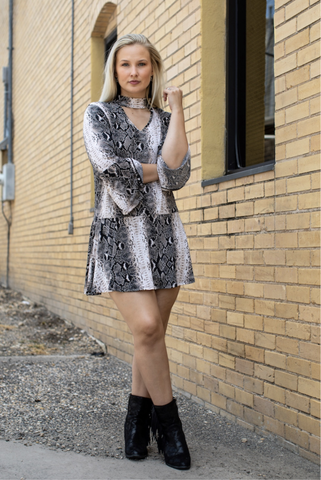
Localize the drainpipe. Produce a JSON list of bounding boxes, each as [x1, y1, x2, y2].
[[1, 201, 11, 289], [68, 0, 74, 234], [8, 0, 13, 165], [0, 0, 14, 288], [2, 67, 8, 141]]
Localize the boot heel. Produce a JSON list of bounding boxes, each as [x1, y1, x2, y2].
[[153, 398, 191, 470]]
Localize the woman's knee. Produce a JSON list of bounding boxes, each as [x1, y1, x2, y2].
[[134, 316, 164, 347]]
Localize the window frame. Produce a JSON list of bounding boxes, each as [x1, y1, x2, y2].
[[202, 0, 275, 187], [226, 0, 275, 174]]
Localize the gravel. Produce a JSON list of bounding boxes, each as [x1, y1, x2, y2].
[[0, 285, 320, 479], [0, 355, 130, 458], [0, 286, 102, 356]]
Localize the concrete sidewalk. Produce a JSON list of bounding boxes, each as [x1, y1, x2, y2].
[[1, 436, 320, 480], [0, 439, 244, 480]]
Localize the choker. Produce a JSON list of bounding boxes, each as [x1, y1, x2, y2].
[[114, 95, 150, 109]]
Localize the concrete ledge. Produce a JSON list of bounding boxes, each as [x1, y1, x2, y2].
[[0, 355, 88, 363]]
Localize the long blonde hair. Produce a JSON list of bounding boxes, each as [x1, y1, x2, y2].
[[99, 34, 164, 108]]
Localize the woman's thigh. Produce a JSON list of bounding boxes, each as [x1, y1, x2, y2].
[[155, 286, 180, 331]]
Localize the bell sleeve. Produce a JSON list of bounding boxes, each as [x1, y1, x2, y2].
[[156, 147, 191, 191], [83, 103, 144, 215], [156, 110, 191, 191]]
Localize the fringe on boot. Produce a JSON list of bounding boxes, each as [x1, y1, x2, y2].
[[152, 398, 191, 470]]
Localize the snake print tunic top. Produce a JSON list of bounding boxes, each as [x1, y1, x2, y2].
[[83, 96, 194, 295]]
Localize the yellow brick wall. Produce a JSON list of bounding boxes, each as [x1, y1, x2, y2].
[[0, 0, 319, 463]]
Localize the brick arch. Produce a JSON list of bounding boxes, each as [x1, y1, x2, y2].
[[91, 2, 116, 38]]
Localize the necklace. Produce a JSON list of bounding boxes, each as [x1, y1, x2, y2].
[[114, 95, 150, 109]]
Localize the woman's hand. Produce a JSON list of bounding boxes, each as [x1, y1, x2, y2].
[[163, 87, 183, 113]]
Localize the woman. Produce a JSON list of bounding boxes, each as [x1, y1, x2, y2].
[[83, 33, 194, 470]]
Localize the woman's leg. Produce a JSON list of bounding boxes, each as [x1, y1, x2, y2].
[[131, 287, 180, 398], [109, 288, 179, 406]]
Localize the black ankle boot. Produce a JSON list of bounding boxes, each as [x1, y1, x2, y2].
[[124, 394, 153, 460], [153, 398, 191, 470]]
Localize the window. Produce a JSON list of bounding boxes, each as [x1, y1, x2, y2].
[[104, 28, 117, 64], [226, 0, 275, 173]]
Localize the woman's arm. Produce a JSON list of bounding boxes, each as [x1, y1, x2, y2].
[[117, 89, 188, 185], [141, 164, 158, 183], [161, 87, 189, 169], [83, 104, 144, 215]]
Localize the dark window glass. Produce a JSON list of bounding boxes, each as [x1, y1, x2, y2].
[[265, 0, 275, 162], [226, 0, 275, 173], [105, 29, 117, 64]]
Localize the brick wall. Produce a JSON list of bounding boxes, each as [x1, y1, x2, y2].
[[0, 0, 319, 462]]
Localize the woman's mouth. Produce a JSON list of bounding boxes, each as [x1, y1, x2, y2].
[[129, 81, 140, 85]]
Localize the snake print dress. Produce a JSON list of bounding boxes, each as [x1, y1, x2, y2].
[[83, 96, 194, 295]]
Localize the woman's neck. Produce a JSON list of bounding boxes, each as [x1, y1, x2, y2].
[[115, 95, 149, 109]]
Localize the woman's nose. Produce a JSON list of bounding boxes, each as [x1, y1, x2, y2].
[[130, 66, 138, 76]]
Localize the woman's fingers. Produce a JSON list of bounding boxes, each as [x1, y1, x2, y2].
[[163, 86, 183, 110], [163, 86, 181, 98], [164, 86, 180, 93]]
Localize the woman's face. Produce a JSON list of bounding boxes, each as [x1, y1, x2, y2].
[[115, 44, 153, 98]]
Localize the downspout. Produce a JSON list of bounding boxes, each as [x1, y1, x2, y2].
[[1, 0, 13, 288], [2, 68, 8, 141], [68, 0, 74, 234], [8, 0, 13, 166], [1, 202, 11, 289]]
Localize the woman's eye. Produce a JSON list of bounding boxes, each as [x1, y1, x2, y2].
[[120, 62, 146, 67]]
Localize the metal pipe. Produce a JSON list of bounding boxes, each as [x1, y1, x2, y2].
[[8, 0, 13, 164], [1, 0, 14, 289], [2, 67, 8, 140], [1, 201, 11, 288], [68, 0, 74, 235]]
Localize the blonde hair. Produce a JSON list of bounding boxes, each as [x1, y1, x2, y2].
[[99, 34, 164, 108]]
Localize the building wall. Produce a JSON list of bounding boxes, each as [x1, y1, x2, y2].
[[0, 0, 319, 463]]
